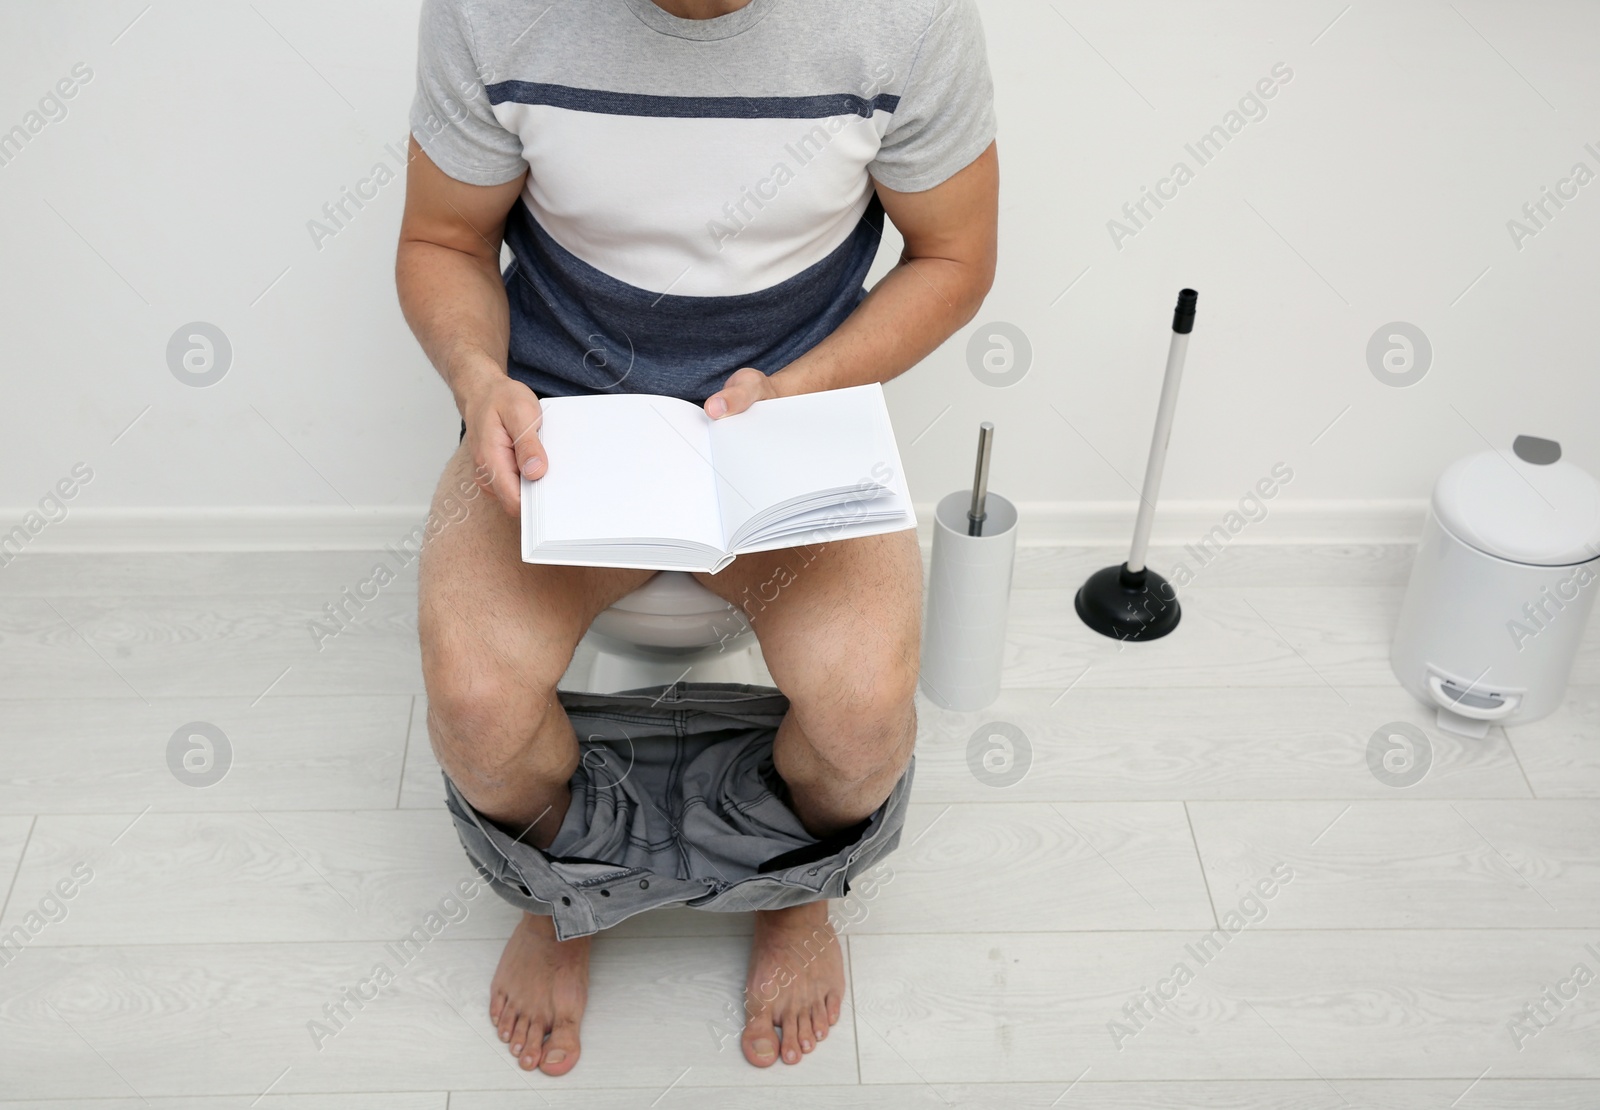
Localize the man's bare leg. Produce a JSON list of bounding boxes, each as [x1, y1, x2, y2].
[[693, 528, 922, 1066], [419, 443, 656, 1075]]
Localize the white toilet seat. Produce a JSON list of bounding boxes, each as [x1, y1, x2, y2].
[[586, 571, 754, 651], [577, 572, 763, 694]]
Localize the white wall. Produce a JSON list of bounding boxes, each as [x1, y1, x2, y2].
[[2, 0, 1597, 548]]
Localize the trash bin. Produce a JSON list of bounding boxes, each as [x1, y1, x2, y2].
[[1391, 435, 1600, 737]]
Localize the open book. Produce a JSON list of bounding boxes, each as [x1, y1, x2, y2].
[[520, 382, 916, 573]]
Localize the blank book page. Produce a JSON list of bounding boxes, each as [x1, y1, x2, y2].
[[530, 394, 723, 547]]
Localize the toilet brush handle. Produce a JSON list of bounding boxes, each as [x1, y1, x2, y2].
[[968, 422, 994, 536], [1127, 290, 1198, 575]]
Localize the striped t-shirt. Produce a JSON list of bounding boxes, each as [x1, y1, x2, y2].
[[409, 0, 997, 403]]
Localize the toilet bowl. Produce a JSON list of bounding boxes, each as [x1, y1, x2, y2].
[[573, 571, 763, 694]]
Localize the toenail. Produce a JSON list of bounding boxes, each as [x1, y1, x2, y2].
[[512, 1043, 522, 1053], [521, 1055, 534, 1067], [545, 1049, 566, 1065], [754, 1038, 775, 1057]]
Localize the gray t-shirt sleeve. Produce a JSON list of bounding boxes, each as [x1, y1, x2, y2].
[[409, 0, 528, 186], [869, 0, 998, 193]]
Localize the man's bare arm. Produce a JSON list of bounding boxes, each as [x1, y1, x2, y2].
[[704, 141, 999, 418], [396, 137, 542, 514]]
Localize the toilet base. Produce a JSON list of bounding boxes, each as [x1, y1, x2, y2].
[[578, 635, 764, 695]]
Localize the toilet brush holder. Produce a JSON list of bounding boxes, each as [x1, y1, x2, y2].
[[920, 489, 1019, 712]]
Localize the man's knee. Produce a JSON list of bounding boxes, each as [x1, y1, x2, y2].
[[424, 648, 570, 784], [795, 657, 918, 784]]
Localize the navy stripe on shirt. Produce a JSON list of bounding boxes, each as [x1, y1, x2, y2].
[[485, 81, 900, 120], [499, 196, 886, 403]]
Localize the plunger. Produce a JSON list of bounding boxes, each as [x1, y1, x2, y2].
[[1075, 288, 1198, 641]]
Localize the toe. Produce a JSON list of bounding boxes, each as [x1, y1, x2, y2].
[[742, 1012, 779, 1068], [497, 1004, 518, 1044], [520, 1015, 551, 1072], [779, 1010, 804, 1064], [490, 989, 506, 1025], [508, 1012, 531, 1058], [812, 999, 829, 1041], [826, 989, 843, 1026], [540, 1016, 581, 1076], [795, 1008, 817, 1054]]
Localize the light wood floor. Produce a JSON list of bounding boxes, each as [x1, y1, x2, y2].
[[1, 544, 1598, 1108]]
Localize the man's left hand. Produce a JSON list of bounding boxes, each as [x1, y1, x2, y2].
[[704, 366, 786, 419]]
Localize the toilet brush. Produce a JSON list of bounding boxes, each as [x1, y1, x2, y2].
[[967, 421, 994, 535], [1075, 288, 1199, 641], [920, 421, 1018, 711]]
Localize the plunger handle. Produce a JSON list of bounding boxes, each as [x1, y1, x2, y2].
[[1126, 289, 1198, 574]]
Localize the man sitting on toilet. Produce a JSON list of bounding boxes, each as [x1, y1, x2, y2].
[[395, 0, 998, 1075]]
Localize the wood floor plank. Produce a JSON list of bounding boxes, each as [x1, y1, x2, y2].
[[1011, 543, 1418, 591], [1246, 588, 1600, 691], [0, 594, 424, 701], [0, 600, 132, 699], [0, 814, 36, 917], [1003, 587, 1599, 692], [850, 930, 1600, 1084], [0, 697, 410, 813], [0, 810, 507, 945], [448, 1079, 1600, 1109], [909, 685, 1528, 803], [0, 551, 422, 597], [0, 1098, 445, 1109], [851, 803, 1215, 933], [5, 1082, 1600, 1110], [0, 937, 857, 1097], [1189, 800, 1600, 928], [997, 586, 1394, 692], [1506, 688, 1600, 798]]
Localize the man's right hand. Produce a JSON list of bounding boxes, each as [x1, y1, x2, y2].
[[462, 374, 548, 517], [396, 137, 539, 518]]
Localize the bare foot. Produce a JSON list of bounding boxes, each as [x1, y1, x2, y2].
[[742, 901, 844, 1067], [489, 912, 590, 1075]]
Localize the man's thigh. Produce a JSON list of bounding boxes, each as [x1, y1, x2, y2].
[[418, 443, 657, 703], [690, 528, 923, 699]]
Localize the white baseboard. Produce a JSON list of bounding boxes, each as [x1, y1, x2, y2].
[[8, 500, 1429, 553]]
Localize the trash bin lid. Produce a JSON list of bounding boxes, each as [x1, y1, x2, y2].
[[1433, 437, 1600, 566]]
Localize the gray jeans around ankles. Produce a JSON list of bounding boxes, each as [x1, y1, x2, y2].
[[442, 681, 914, 941]]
